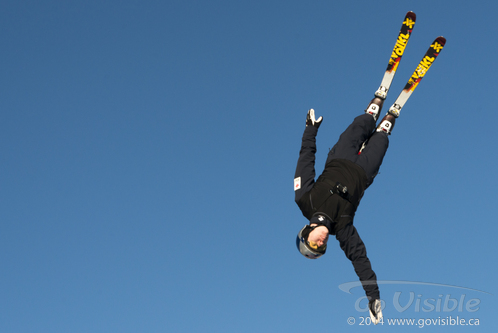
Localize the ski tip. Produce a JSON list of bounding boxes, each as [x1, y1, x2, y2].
[[406, 11, 416, 21], [435, 36, 447, 46]]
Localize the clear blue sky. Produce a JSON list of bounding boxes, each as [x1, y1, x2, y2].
[[1, 0, 497, 332]]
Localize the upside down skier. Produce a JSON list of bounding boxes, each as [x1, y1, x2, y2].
[[293, 10, 445, 325], [294, 98, 395, 324]]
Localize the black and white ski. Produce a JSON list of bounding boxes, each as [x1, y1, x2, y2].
[[365, 12, 416, 119], [387, 36, 446, 117], [374, 11, 417, 100], [360, 14, 446, 152]]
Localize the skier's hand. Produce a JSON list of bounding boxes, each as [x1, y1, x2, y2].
[[369, 299, 383, 325], [306, 109, 323, 129]]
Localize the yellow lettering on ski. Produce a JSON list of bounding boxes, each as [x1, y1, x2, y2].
[[419, 56, 436, 70], [390, 33, 410, 61], [403, 17, 415, 29], [431, 41, 444, 52], [407, 54, 436, 91], [406, 75, 421, 92], [416, 66, 427, 77]]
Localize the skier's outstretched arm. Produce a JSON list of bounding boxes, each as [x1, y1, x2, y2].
[[335, 223, 380, 301], [294, 109, 322, 203]]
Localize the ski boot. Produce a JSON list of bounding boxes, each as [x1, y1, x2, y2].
[[376, 113, 396, 135], [365, 97, 384, 121]]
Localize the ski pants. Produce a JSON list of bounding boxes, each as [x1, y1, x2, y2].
[[326, 114, 389, 187]]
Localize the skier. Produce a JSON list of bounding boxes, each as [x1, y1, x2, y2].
[[292, 10, 445, 324], [294, 98, 395, 324]]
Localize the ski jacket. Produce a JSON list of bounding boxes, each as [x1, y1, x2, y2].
[[296, 158, 367, 234], [294, 124, 380, 300]]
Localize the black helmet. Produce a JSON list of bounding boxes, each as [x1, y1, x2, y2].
[[296, 225, 327, 259]]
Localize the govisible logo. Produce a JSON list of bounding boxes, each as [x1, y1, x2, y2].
[[339, 280, 491, 314]]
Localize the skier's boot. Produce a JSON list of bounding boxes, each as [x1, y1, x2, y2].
[[376, 113, 396, 135], [365, 97, 384, 121]]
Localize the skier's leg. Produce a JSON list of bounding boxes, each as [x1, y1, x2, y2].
[[356, 131, 389, 186], [326, 113, 376, 164]]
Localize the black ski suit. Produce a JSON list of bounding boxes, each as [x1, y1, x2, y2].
[[294, 113, 389, 300]]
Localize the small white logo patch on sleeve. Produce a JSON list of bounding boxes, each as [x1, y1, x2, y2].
[[294, 177, 301, 191]]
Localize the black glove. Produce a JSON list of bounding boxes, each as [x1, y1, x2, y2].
[[306, 109, 323, 129]]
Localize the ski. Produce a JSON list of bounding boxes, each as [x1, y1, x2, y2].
[[374, 11, 417, 100], [387, 36, 446, 117]]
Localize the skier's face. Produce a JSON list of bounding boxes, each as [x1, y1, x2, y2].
[[307, 225, 329, 247]]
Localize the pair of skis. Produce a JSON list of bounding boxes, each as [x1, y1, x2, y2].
[[372, 11, 446, 118]]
